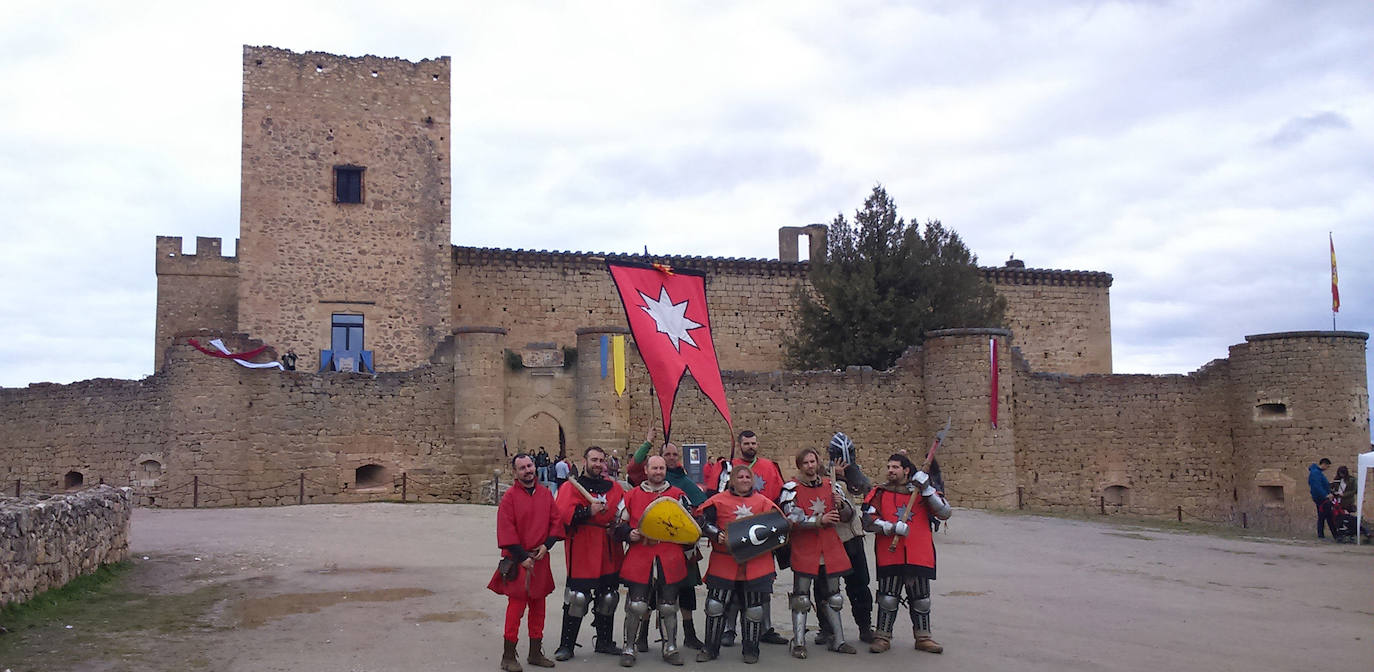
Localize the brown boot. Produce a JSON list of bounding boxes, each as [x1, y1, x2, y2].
[[528, 639, 556, 667], [868, 636, 890, 653], [501, 639, 524, 672], [913, 635, 943, 654]]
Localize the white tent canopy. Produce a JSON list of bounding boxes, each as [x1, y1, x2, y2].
[[1358, 451, 1374, 545]]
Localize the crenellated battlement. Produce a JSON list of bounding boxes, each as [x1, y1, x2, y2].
[[981, 265, 1113, 288], [243, 45, 449, 121], [155, 236, 238, 277], [453, 243, 1112, 285], [452, 245, 813, 279]]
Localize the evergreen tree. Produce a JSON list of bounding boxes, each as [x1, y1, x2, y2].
[[786, 185, 1005, 370]]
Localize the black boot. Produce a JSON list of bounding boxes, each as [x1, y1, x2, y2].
[[682, 617, 703, 650], [554, 609, 582, 661], [593, 612, 619, 655], [742, 615, 762, 664]]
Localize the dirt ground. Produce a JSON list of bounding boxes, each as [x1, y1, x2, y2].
[[2, 503, 1371, 672]]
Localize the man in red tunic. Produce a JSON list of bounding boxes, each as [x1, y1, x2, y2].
[[779, 448, 857, 658], [552, 446, 625, 660], [614, 455, 694, 666], [695, 464, 781, 664], [862, 453, 952, 655], [488, 453, 561, 671], [712, 431, 788, 647]]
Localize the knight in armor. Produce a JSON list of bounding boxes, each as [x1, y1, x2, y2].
[[862, 452, 951, 654], [552, 446, 626, 660], [625, 429, 710, 651], [815, 432, 875, 645], [713, 431, 789, 648], [614, 455, 695, 666], [695, 464, 782, 664], [779, 447, 858, 658], [660, 441, 709, 650]]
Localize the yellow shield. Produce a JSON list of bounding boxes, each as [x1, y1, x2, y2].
[[639, 496, 701, 544]]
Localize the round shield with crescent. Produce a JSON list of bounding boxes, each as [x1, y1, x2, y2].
[[639, 496, 702, 544]]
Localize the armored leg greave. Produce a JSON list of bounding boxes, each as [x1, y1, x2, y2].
[[817, 577, 848, 650], [702, 587, 735, 658], [742, 590, 769, 660], [907, 577, 932, 635], [593, 586, 620, 654], [789, 575, 814, 653], [658, 581, 681, 661], [623, 584, 652, 659], [874, 575, 902, 641]]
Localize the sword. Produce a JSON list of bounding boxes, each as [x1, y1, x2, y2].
[[889, 416, 950, 552]]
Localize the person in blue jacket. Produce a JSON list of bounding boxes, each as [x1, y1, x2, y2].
[[1308, 458, 1334, 539]]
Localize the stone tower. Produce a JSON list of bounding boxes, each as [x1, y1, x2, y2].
[[236, 46, 452, 372]]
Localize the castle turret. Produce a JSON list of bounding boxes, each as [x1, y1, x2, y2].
[[1228, 331, 1370, 534], [922, 328, 1017, 508], [454, 327, 508, 474], [155, 236, 238, 370]]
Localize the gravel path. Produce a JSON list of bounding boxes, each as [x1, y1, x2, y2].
[[7, 503, 1371, 671]]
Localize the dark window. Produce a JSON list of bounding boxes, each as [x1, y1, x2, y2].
[[332, 314, 364, 351], [64, 470, 84, 490], [335, 166, 364, 203], [356, 464, 387, 489]]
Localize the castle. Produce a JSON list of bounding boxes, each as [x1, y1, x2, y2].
[[2, 46, 1368, 536]]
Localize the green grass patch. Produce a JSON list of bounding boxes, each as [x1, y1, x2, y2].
[[0, 560, 231, 671], [0, 561, 132, 630]]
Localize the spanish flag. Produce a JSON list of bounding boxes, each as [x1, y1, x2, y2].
[[1330, 233, 1340, 313]]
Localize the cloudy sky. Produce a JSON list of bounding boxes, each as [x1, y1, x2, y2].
[[2, 1, 1370, 424]]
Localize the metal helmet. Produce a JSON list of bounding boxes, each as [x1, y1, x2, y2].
[[828, 432, 854, 463]]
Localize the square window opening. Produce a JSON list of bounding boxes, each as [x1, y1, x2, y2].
[[332, 314, 364, 352], [335, 166, 364, 203]]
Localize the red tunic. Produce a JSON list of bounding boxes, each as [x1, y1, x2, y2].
[[864, 485, 935, 570], [699, 490, 779, 582], [487, 482, 560, 599], [554, 476, 625, 582], [784, 478, 852, 577], [619, 484, 690, 585], [702, 459, 728, 493], [715, 456, 785, 503]]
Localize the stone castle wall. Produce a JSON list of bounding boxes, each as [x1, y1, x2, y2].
[[452, 248, 809, 372], [0, 330, 1365, 535], [3, 334, 468, 509], [987, 267, 1112, 375], [1, 486, 131, 607], [236, 46, 452, 373], [452, 247, 1112, 375], [1012, 365, 1236, 521]]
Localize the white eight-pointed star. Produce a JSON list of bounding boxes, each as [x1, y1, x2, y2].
[[808, 498, 829, 517], [732, 503, 755, 519], [637, 286, 703, 352]]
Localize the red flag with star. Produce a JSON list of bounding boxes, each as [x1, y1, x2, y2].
[[607, 261, 732, 439]]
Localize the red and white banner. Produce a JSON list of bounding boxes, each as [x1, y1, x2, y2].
[[188, 338, 284, 370], [607, 261, 732, 439]]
